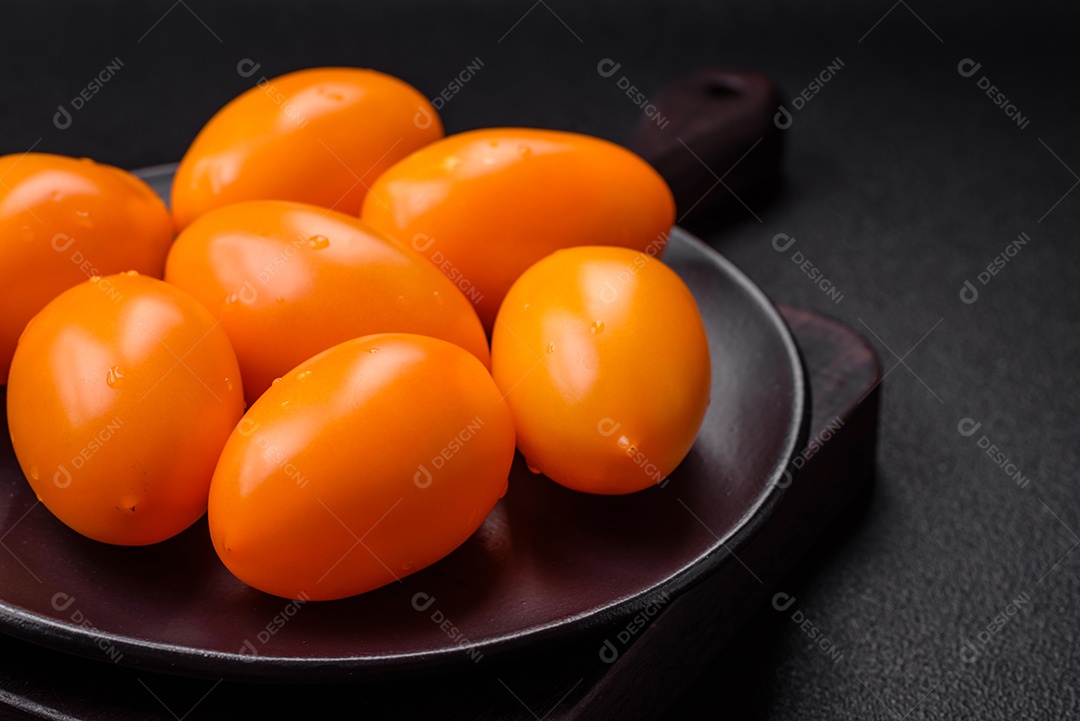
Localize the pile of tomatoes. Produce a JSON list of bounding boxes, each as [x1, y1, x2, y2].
[[2, 68, 710, 601]]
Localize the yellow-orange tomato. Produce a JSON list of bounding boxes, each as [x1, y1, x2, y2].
[[7, 274, 244, 545], [164, 200, 489, 404], [0, 153, 173, 384], [491, 246, 710, 495], [171, 67, 443, 230], [208, 333, 516, 601], [361, 128, 675, 331]]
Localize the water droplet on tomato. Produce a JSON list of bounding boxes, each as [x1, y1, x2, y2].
[[106, 365, 125, 389], [297, 370, 312, 381], [526, 463, 543, 475], [272, 377, 282, 385], [89, 275, 101, 283], [369, 348, 380, 354], [124, 269, 138, 276], [517, 144, 531, 157], [225, 378, 235, 391], [29, 465, 39, 481], [280, 400, 290, 408], [308, 234, 330, 250], [545, 342, 556, 354], [590, 320, 605, 334], [402, 561, 413, 571]]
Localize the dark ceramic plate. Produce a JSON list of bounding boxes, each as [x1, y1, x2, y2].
[[0, 165, 807, 681]]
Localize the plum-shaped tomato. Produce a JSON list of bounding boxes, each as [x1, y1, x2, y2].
[[164, 200, 489, 404], [7, 273, 244, 545], [0, 153, 173, 383], [171, 67, 443, 230], [360, 128, 675, 331], [492, 246, 710, 494], [208, 333, 516, 600]]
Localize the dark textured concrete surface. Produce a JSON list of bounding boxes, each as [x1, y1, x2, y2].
[[0, 2, 1077, 718]]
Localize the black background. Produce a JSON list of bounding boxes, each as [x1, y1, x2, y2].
[[2, 1, 1079, 718]]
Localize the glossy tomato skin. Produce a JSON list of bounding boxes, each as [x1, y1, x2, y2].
[[491, 246, 710, 495], [208, 333, 516, 601], [171, 67, 443, 230], [0, 153, 174, 384], [360, 128, 675, 331], [7, 274, 245, 545], [164, 200, 489, 404]]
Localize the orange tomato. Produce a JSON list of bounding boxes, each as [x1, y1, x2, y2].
[[0, 153, 173, 384], [164, 200, 489, 404], [360, 128, 675, 331], [171, 67, 443, 230], [491, 246, 710, 495], [208, 333, 516, 600], [6, 273, 244, 545]]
